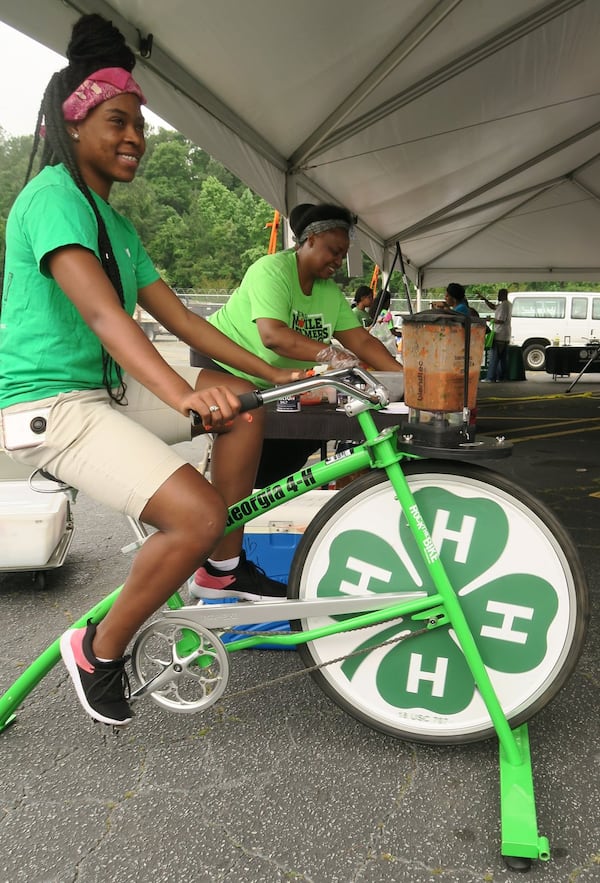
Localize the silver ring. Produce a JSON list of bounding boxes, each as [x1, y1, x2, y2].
[[209, 404, 220, 413]]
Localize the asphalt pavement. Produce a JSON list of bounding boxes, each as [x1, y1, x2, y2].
[[1, 361, 599, 883]]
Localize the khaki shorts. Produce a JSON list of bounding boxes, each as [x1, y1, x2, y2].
[[0, 368, 200, 518]]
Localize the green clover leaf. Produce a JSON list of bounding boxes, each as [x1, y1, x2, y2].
[[399, 486, 509, 589], [460, 574, 559, 673], [341, 621, 475, 714], [316, 530, 426, 599]]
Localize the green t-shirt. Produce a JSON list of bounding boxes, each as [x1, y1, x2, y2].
[[208, 249, 360, 388], [0, 164, 159, 408], [352, 306, 372, 327]]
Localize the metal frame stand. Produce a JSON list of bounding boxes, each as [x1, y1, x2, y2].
[[566, 344, 600, 393]]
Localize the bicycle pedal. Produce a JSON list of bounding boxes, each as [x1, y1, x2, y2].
[[92, 718, 128, 736]]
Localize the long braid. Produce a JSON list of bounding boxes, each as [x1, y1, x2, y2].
[[22, 14, 137, 403]]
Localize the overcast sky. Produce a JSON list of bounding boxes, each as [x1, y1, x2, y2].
[[0, 20, 169, 136]]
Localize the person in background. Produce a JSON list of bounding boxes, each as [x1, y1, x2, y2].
[[188, 202, 402, 510], [432, 282, 471, 316], [0, 14, 306, 728], [481, 288, 512, 382], [351, 285, 374, 327], [205, 202, 401, 382], [445, 282, 470, 316]]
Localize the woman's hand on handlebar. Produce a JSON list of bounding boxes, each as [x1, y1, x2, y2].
[[181, 386, 243, 431]]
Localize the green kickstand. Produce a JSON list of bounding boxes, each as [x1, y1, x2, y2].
[[498, 723, 550, 868]]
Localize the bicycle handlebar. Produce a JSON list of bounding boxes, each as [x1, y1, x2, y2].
[[190, 366, 394, 428], [250, 366, 390, 408]]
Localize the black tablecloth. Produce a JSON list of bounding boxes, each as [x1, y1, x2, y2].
[[545, 345, 600, 376]]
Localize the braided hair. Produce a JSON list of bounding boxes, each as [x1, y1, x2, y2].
[[24, 14, 138, 403]]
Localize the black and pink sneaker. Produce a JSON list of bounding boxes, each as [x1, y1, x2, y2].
[[60, 621, 132, 726], [189, 550, 287, 602]]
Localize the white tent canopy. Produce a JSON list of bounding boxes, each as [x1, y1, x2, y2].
[[3, 0, 600, 288]]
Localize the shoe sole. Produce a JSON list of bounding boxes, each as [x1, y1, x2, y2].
[[190, 586, 288, 602], [59, 630, 132, 727]]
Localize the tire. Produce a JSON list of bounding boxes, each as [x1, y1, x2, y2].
[[288, 463, 588, 744], [32, 571, 47, 590], [522, 343, 547, 371]]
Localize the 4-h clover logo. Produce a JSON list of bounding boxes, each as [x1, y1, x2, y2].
[[316, 485, 559, 716]]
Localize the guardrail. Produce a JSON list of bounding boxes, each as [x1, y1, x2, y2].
[[172, 291, 494, 325]]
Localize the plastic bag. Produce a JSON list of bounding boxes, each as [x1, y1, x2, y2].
[[315, 345, 359, 368], [370, 320, 399, 357]]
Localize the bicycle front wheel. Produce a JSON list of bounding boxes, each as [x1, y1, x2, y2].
[[288, 463, 588, 744]]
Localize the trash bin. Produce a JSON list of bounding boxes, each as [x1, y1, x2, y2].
[[506, 345, 525, 380], [480, 344, 525, 380]]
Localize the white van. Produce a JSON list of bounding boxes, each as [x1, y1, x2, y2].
[[505, 291, 600, 370]]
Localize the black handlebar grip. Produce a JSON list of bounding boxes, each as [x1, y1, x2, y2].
[[237, 390, 264, 412], [190, 389, 264, 427]]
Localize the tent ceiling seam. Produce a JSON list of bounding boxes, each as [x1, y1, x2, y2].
[[415, 183, 563, 272], [421, 265, 600, 275], [301, 90, 600, 174], [286, 170, 385, 253], [139, 50, 287, 172], [289, 0, 461, 168], [395, 177, 566, 240], [570, 178, 600, 205], [390, 117, 600, 242], [305, 0, 585, 162]]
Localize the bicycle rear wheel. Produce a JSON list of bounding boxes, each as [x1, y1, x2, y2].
[[288, 462, 588, 744]]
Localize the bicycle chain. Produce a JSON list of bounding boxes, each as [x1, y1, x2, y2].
[[210, 619, 431, 704]]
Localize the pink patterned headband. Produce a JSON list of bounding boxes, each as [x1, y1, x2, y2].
[[62, 67, 146, 121]]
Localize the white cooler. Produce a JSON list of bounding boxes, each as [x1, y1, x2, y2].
[[0, 479, 70, 569]]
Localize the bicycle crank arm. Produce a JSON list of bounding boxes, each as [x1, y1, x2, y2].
[[167, 593, 428, 628], [129, 643, 209, 701]]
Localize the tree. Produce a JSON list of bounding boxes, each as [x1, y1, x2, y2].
[[3, 126, 600, 295], [143, 138, 196, 215], [111, 176, 173, 246], [0, 131, 34, 265]]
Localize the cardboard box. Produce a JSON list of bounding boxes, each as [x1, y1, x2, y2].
[[242, 489, 337, 581], [0, 480, 69, 568]]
